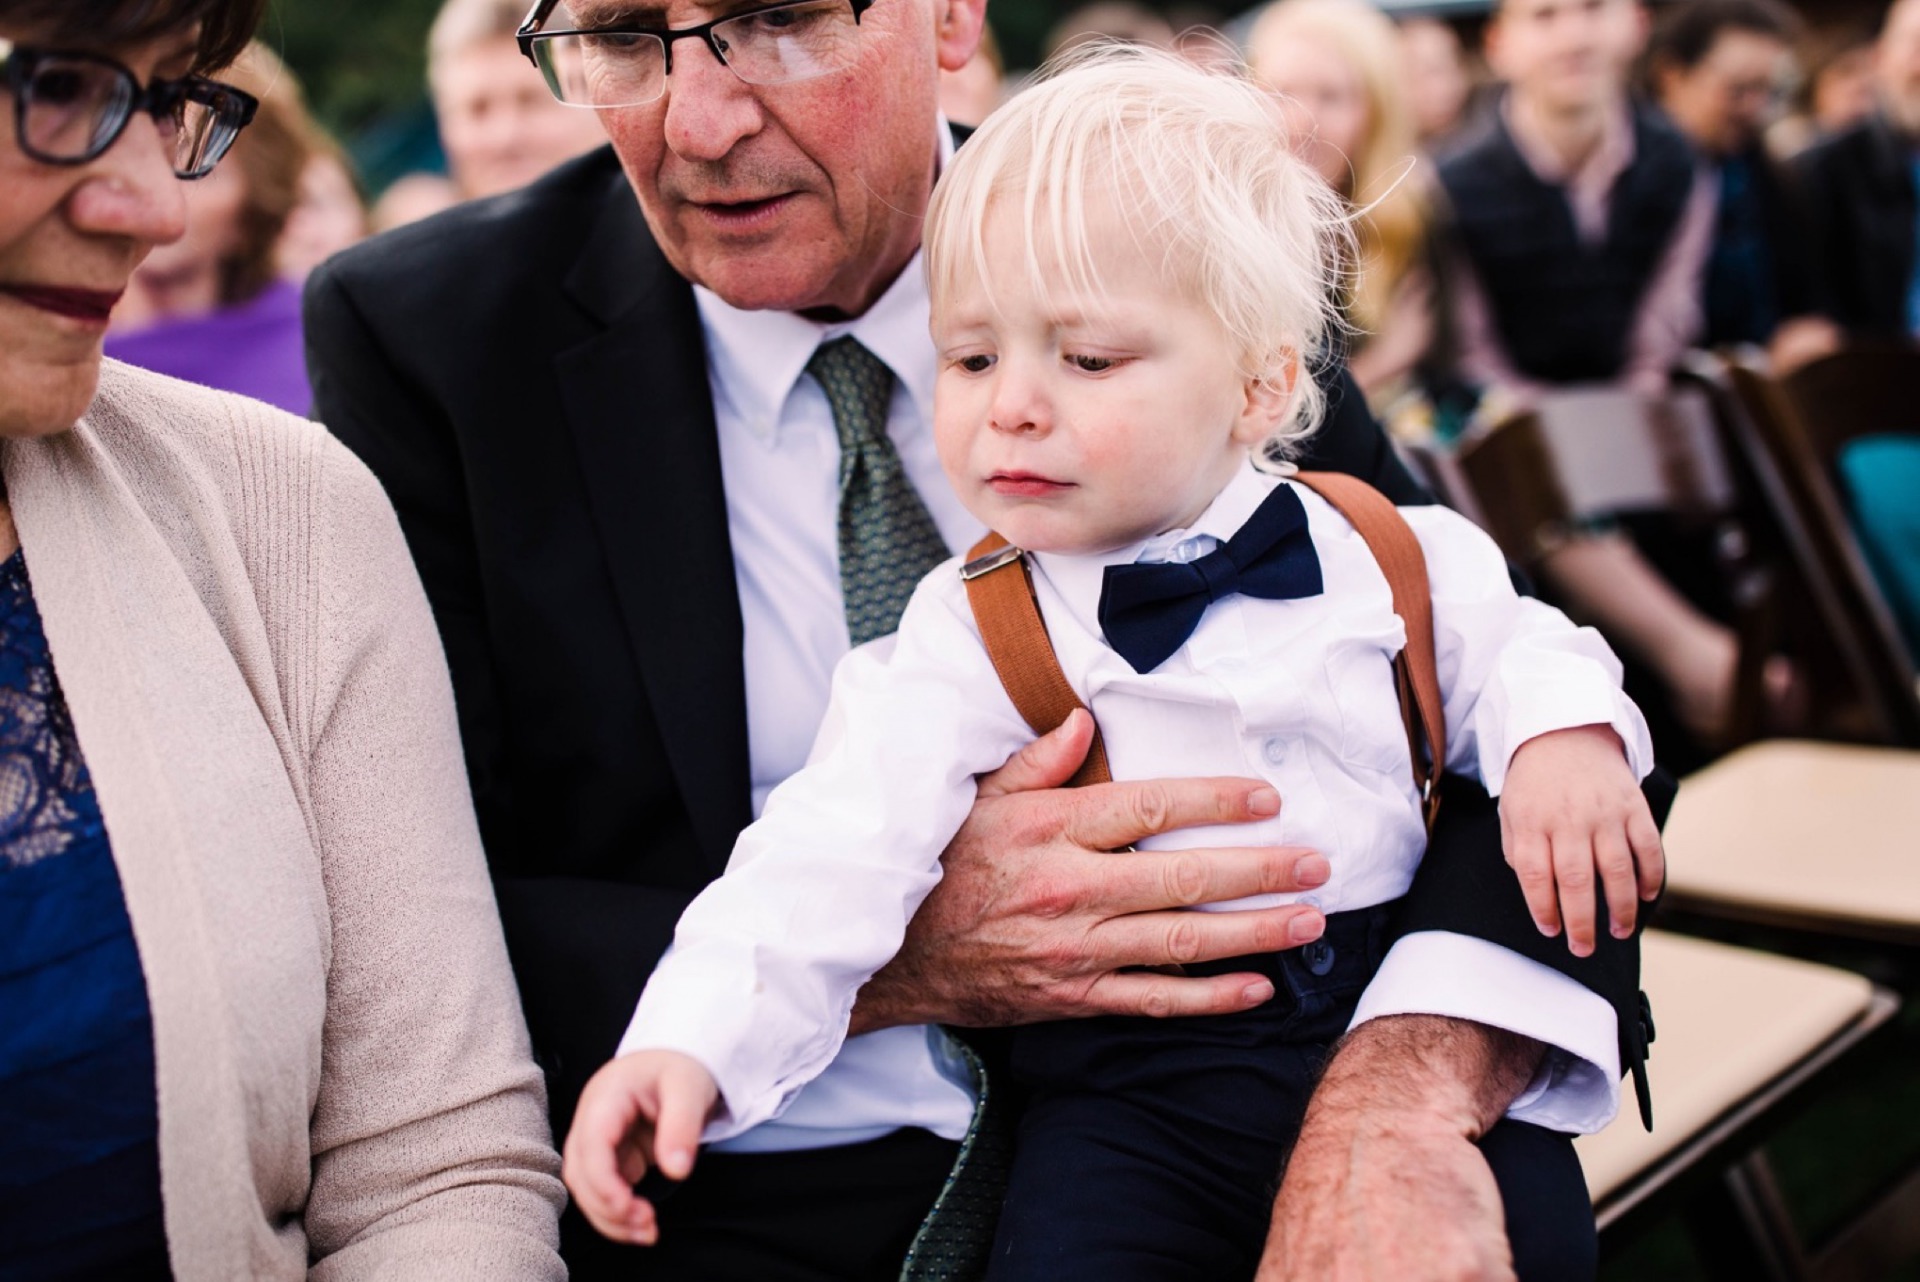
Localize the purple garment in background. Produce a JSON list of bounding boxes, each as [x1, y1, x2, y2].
[[105, 278, 312, 417]]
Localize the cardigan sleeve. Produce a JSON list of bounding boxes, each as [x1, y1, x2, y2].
[[295, 437, 565, 1280]]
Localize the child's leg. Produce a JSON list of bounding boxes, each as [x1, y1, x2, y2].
[[986, 904, 1396, 1282], [1482, 1119, 1598, 1282]]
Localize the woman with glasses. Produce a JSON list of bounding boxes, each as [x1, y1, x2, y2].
[[0, 1, 565, 1276]]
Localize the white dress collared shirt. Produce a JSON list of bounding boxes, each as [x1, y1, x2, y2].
[[625, 454, 1654, 1146]]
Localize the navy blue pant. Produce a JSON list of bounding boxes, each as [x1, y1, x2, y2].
[[987, 904, 1596, 1282]]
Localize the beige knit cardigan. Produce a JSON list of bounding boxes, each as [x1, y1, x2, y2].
[[5, 362, 566, 1279]]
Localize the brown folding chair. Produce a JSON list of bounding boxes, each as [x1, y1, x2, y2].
[[1578, 931, 1899, 1282], [1711, 348, 1920, 747], [1451, 386, 1780, 749]]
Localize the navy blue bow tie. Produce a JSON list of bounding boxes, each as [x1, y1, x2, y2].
[[1098, 482, 1324, 674]]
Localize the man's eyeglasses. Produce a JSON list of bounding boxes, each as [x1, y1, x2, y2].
[[0, 38, 258, 180], [516, 0, 877, 108]]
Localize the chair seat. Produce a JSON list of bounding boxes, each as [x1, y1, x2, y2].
[[1577, 931, 1876, 1207], [1661, 740, 1920, 939]]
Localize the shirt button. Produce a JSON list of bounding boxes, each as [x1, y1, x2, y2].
[[1262, 736, 1288, 766]]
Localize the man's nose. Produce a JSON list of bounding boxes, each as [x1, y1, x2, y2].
[[661, 36, 764, 162], [66, 113, 189, 247]]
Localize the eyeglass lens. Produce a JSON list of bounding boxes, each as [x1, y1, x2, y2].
[[531, 0, 863, 108], [17, 54, 247, 177]]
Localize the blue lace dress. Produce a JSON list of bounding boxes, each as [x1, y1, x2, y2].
[[0, 548, 170, 1280]]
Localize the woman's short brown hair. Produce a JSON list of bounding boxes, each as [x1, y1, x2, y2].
[[5, 0, 267, 73]]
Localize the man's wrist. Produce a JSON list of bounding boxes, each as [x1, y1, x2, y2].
[[1311, 1014, 1545, 1139]]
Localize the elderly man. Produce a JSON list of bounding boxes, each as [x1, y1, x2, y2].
[[305, 1, 1644, 1277]]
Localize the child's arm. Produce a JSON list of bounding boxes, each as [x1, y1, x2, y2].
[[1398, 504, 1659, 957], [1498, 723, 1666, 957], [563, 1050, 719, 1245]]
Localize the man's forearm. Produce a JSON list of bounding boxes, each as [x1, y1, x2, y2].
[[1307, 1014, 1544, 1141], [1257, 1015, 1545, 1281]]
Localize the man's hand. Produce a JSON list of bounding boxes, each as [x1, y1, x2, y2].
[[850, 710, 1331, 1033], [1259, 1015, 1545, 1282], [1499, 724, 1664, 958], [562, 1049, 719, 1246]]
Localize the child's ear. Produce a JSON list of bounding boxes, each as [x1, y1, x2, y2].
[[1230, 350, 1300, 448]]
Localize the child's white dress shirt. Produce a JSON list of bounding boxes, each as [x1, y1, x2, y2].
[[621, 462, 1653, 1145]]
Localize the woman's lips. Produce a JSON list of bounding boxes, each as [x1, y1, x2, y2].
[[2, 284, 123, 324], [988, 472, 1074, 498]]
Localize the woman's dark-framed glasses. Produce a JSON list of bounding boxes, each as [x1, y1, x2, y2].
[[0, 38, 259, 179], [516, 0, 878, 108]]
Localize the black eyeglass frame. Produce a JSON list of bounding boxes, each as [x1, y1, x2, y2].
[[0, 38, 259, 179], [515, 0, 877, 88]]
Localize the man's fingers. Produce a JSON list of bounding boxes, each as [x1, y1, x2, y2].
[[1079, 968, 1280, 1019], [1062, 775, 1281, 854], [1089, 844, 1328, 916], [976, 709, 1095, 799], [1088, 903, 1325, 970], [1552, 835, 1597, 958]]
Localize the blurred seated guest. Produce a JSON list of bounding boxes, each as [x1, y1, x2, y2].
[[1044, 0, 1175, 59], [1433, 0, 1787, 756], [370, 170, 462, 232], [105, 42, 313, 414], [429, 0, 606, 201], [276, 130, 368, 281], [0, 0, 566, 1274], [938, 21, 1003, 128], [1795, 0, 1920, 342], [1648, 0, 1839, 369], [1434, 0, 1712, 401], [1400, 16, 1478, 149], [1768, 21, 1878, 157], [1249, 0, 1436, 405]]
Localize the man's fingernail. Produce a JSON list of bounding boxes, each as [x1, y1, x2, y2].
[[1296, 854, 1330, 886], [1289, 910, 1325, 944], [1249, 786, 1280, 816], [1244, 979, 1276, 1003], [1613, 922, 1632, 938]]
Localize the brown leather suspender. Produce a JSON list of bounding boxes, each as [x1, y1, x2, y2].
[[958, 471, 1445, 831]]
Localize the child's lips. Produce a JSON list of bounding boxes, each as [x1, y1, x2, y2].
[[987, 471, 1074, 498]]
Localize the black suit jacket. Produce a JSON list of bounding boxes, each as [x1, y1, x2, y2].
[[305, 144, 1649, 1147], [1794, 113, 1918, 340]]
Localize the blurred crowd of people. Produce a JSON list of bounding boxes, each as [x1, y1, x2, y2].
[[99, 0, 1920, 768]]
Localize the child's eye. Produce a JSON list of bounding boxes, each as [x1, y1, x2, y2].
[[1069, 354, 1118, 373], [956, 354, 995, 373]]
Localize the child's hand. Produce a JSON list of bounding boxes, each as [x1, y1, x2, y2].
[[562, 1049, 720, 1245], [1499, 724, 1665, 958]]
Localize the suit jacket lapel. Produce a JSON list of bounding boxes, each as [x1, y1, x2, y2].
[[557, 173, 752, 874]]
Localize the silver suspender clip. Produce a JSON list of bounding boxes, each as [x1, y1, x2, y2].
[[959, 544, 1024, 580]]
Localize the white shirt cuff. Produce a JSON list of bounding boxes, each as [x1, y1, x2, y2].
[[1350, 930, 1622, 1134]]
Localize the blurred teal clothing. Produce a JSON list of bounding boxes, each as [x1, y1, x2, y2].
[[1839, 435, 1920, 661]]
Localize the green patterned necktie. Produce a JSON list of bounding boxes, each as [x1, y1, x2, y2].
[[808, 337, 951, 645]]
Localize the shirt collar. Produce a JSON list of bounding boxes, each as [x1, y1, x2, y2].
[[1501, 92, 1635, 189], [692, 118, 956, 444], [1030, 460, 1283, 635]]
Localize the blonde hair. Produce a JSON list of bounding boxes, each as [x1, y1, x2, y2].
[[925, 44, 1352, 457], [1246, 0, 1428, 342]]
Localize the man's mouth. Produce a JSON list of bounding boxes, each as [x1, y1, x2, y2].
[[0, 284, 123, 324], [689, 194, 794, 227]]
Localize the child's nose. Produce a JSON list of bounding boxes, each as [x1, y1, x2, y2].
[[987, 365, 1051, 437]]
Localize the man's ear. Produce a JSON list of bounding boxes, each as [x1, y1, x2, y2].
[[1230, 351, 1300, 448], [936, 0, 990, 73]]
